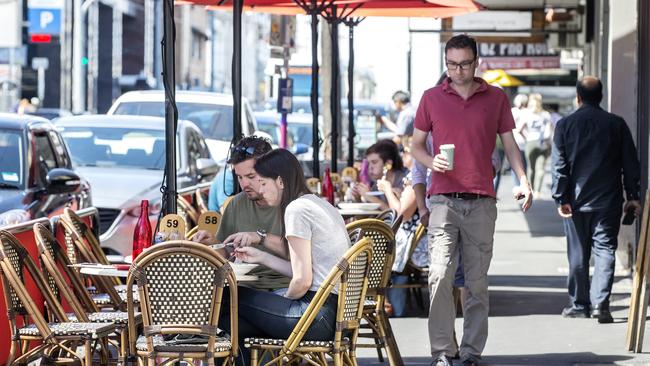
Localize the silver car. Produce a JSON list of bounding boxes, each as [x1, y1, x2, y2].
[[55, 115, 218, 258]]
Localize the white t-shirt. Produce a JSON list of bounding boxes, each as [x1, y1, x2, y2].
[[511, 107, 529, 149], [524, 109, 552, 143], [284, 194, 350, 293]]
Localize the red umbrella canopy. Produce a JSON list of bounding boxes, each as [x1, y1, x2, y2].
[[176, 0, 483, 18]]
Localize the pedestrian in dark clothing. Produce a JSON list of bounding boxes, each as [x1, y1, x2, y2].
[[551, 76, 641, 324]]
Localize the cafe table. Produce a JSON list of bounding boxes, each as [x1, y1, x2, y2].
[[338, 208, 382, 218], [75, 263, 259, 282]]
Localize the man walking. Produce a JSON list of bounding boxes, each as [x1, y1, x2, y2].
[[379, 90, 416, 148], [411, 34, 532, 366], [552, 76, 640, 323]]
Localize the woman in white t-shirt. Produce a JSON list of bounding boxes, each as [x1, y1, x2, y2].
[[224, 148, 350, 362], [522, 93, 553, 194]]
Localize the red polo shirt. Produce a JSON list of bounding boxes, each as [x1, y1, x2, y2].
[[414, 77, 515, 197]]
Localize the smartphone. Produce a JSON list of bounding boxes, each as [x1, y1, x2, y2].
[[622, 208, 636, 225]]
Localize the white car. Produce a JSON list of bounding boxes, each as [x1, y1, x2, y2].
[[56, 115, 218, 258], [107, 90, 258, 165]]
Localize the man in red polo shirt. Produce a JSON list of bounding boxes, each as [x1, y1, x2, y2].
[[411, 35, 533, 366]]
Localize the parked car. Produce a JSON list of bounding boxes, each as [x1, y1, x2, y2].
[[253, 110, 313, 157], [55, 115, 218, 258], [0, 114, 91, 226], [29, 108, 73, 121], [107, 90, 258, 165]]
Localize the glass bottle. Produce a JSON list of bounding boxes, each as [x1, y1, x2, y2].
[[132, 200, 152, 261], [322, 167, 335, 205]]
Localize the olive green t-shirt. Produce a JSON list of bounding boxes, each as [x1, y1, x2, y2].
[[217, 192, 283, 241], [217, 192, 288, 289]]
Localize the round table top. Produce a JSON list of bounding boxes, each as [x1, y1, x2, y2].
[[77, 264, 258, 282], [338, 209, 382, 217]]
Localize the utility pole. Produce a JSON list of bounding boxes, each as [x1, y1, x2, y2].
[[72, 0, 95, 114]]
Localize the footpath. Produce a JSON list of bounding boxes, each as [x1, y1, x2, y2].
[[358, 176, 650, 366]]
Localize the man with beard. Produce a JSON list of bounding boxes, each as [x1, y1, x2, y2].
[[194, 135, 289, 288]]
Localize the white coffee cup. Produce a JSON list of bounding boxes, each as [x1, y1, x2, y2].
[[439, 144, 455, 170]]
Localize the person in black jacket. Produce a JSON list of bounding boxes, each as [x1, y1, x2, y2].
[[552, 76, 641, 323]]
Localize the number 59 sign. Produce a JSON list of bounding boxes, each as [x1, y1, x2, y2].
[[159, 214, 186, 239]]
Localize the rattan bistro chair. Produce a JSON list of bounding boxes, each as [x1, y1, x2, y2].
[[196, 188, 210, 214], [245, 237, 373, 366], [345, 219, 403, 366], [34, 223, 143, 365], [375, 209, 403, 234], [391, 223, 428, 309], [60, 216, 127, 309], [178, 196, 200, 229], [126, 240, 238, 366], [0, 230, 115, 366]]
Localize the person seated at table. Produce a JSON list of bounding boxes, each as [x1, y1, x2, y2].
[[208, 164, 235, 211], [194, 135, 290, 290], [221, 149, 350, 362], [353, 139, 408, 211]]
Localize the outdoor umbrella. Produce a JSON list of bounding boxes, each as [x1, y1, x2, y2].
[[175, 0, 482, 181], [200, 0, 481, 174]]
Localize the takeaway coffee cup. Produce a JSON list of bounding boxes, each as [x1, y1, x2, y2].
[[439, 144, 455, 170]]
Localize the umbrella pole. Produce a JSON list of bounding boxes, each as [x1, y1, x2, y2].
[[162, 0, 177, 215], [329, 5, 340, 173], [309, 0, 320, 178], [232, 0, 243, 142], [346, 21, 355, 167]]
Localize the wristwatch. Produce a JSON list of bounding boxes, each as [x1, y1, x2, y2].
[[256, 229, 267, 246]]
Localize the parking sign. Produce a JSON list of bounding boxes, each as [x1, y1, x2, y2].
[[28, 0, 62, 36]]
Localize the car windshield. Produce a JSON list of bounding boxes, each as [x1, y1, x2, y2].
[[113, 101, 233, 141], [287, 124, 312, 146], [257, 122, 279, 144], [0, 130, 23, 188], [59, 126, 167, 170]]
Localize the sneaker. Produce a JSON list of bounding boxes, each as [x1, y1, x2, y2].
[[432, 355, 453, 366]]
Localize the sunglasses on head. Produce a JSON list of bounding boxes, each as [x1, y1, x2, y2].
[[231, 145, 256, 156]]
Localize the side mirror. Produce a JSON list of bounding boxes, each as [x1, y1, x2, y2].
[[292, 143, 309, 155], [196, 158, 219, 177], [46, 168, 81, 194]]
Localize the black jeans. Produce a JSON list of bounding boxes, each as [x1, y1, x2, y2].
[[219, 286, 338, 365]]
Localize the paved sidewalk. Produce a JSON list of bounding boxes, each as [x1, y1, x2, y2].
[[358, 176, 650, 366]]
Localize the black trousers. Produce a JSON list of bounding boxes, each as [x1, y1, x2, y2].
[[563, 209, 621, 310]]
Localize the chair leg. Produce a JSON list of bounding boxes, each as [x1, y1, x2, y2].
[[7, 340, 19, 365], [250, 348, 259, 366], [85, 339, 93, 366], [333, 352, 342, 366], [376, 310, 403, 366]]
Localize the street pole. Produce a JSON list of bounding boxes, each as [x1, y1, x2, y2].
[[162, 0, 177, 215], [72, 0, 96, 114]]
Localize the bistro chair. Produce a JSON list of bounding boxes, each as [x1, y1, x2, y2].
[[220, 195, 235, 214], [61, 217, 128, 310], [245, 237, 373, 366], [341, 167, 359, 182], [34, 223, 143, 365], [348, 227, 365, 245], [126, 240, 238, 365], [390, 223, 428, 310], [306, 177, 320, 194], [177, 196, 200, 230], [0, 230, 115, 366], [376, 209, 403, 234], [61, 208, 117, 280], [345, 219, 403, 366], [195, 187, 210, 214]]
